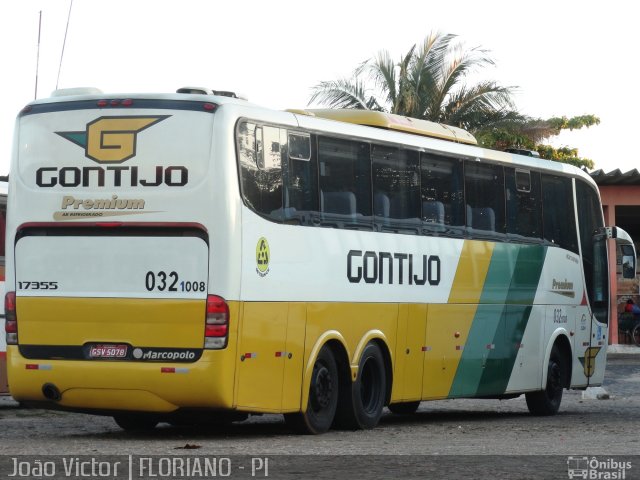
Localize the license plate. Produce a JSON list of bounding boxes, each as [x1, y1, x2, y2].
[[89, 344, 128, 359]]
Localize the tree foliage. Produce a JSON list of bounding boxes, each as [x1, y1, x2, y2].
[[309, 33, 600, 169], [309, 32, 518, 132], [475, 114, 600, 169]]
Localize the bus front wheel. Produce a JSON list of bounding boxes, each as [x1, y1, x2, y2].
[[525, 345, 565, 416], [285, 345, 338, 434]]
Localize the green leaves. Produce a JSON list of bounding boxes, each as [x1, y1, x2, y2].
[[309, 33, 600, 169], [310, 32, 517, 128]]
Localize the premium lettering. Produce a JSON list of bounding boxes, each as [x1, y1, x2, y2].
[[61, 195, 145, 210]]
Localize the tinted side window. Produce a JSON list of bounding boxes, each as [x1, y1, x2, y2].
[[420, 154, 465, 233], [505, 169, 542, 240], [318, 136, 372, 228], [372, 145, 420, 232], [576, 180, 608, 323], [465, 162, 505, 234], [541, 174, 578, 253], [237, 121, 283, 222], [282, 132, 318, 225]]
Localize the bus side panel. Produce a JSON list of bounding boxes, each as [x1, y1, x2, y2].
[[305, 301, 398, 376], [422, 304, 477, 400], [504, 306, 544, 392], [233, 301, 307, 413], [281, 302, 306, 411], [585, 318, 608, 386], [570, 306, 593, 388], [422, 240, 492, 400], [391, 303, 426, 403], [234, 301, 289, 412]]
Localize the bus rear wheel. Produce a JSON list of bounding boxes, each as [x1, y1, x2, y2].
[[285, 345, 338, 434], [113, 414, 159, 431], [525, 345, 565, 416], [334, 342, 386, 430]]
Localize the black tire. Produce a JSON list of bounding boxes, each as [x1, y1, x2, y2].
[[113, 414, 159, 431], [334, 342, 387, 430], [632, 324, 640, 347], [388, 401, 420, 415], [525, 345, 565, 416], [285, 345, 338, 434]]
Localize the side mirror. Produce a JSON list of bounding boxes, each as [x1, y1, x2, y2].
[[606, 227, 637, 279]]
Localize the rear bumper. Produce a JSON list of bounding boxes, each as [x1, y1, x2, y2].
[[7, 346, 235, 413]]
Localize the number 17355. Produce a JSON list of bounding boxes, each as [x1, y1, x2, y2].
[[18, 281, 59, 290]]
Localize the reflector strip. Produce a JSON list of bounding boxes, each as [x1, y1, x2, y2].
[[244, 353, 257, 359], [160, 367, 189, 374], [421, 346, 432, 352], [275, 351, 290, 357], [25, 364, 52, 370], [583, 342, 590, 347], [486, 344, 495, 350]]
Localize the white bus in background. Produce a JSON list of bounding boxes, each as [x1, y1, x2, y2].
[[0, 176, 7, 394]]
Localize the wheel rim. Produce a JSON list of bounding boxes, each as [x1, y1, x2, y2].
[[310, 362, 333, 412]]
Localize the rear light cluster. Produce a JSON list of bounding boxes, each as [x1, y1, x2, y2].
[[205, 295, 229, 349], [95, 98, 217, 112], [96, 99, 134, 107], [5, 292, 17, 345]]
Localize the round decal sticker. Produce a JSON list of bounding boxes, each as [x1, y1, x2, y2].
[[256, 237, 270, 277]]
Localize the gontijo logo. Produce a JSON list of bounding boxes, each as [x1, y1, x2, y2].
[[56, 115, 169, 163]]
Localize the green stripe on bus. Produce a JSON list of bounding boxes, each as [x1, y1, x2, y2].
[[476, 245, 547, 396], [449, 244, 547, 398]]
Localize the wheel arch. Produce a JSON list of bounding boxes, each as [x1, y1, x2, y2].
[[300, 331, 350, 413], [542, 330, 573, 388]]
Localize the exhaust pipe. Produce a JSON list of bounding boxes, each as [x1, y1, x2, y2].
[[42, 383, 61, 402]]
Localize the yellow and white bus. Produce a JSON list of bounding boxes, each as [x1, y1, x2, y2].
[[0, 176, 8, 394], [4, 87, 635, 433]]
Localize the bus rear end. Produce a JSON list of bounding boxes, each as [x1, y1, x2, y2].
[[5, 89, 239, 425]]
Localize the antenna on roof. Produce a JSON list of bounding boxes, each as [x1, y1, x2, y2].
[[56, 0, 74, 90], [34, 10, 42, 99]]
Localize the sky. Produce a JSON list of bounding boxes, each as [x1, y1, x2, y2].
[[0, 0, 637, 176]]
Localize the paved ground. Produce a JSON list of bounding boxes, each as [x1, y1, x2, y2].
[[1, 352, 639, 479]]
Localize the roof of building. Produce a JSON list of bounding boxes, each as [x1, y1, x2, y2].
[[590, 169, 640, 186]]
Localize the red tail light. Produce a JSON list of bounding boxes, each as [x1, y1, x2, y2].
[[204, 295, 229, 349], [5, 291, 17, 345]]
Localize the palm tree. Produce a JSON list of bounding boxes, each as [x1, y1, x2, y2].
[[309, 32, 519, 132]]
